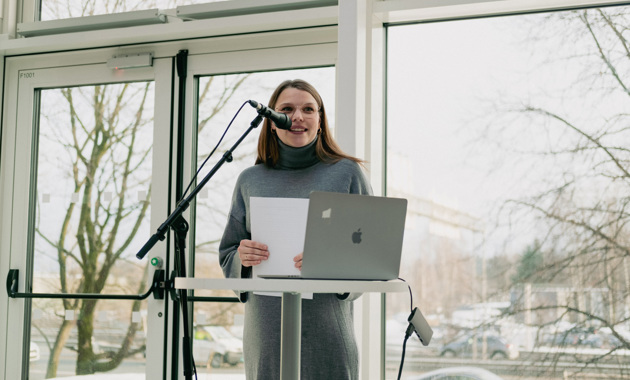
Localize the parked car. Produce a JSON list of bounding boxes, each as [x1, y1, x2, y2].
[[406, 366, 505, 380], [193, 325, 243, 368], [545, 330, 584, 347], [543, 327, 626, 352], [581, 332, 625, 349], [439, 334, 519, 360]]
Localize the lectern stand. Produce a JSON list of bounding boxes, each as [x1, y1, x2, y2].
[[175, 278, 408, 380]]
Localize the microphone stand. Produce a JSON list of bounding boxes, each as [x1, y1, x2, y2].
[[136, 112, 265, 380]]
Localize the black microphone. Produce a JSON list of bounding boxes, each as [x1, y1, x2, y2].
[[248, 100, 292, 130]]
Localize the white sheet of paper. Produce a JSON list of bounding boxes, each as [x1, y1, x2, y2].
[[250, 197, 312, 299]]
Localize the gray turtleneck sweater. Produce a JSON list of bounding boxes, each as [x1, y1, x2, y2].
[[218, 138, 371, 380]]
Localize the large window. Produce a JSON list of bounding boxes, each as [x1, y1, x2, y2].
[[386, 5, 630, 379], [190, 67, 335, 377]]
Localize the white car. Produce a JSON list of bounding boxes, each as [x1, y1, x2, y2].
[[193, 325, 244, 368], [29, 341, 40, 362]]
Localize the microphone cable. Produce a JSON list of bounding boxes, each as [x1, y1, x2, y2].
[[180, 100, 249, 201], [397, 277, 414, 380], [178, 100, 248, 380]]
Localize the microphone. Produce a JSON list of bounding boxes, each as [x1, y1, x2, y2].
[[248, 100, 292, 130]]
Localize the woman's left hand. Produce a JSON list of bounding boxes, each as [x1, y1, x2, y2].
[[293, 253, 303, 271]]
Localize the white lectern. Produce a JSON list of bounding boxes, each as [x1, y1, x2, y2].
[[175, 278, 407, 380]]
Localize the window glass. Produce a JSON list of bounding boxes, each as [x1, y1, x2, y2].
[[191, 67, 335, 377], [387, 6, 630, 379], [30, 82, 155, 379], [30, 300, 148, 379], [40, 0, 223, 20]]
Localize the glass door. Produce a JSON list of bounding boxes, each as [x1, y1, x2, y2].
[[1, 55, 173, 380], [184, 39, 337, 378]]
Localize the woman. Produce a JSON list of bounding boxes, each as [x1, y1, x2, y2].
[[219, 79, 371, 379]]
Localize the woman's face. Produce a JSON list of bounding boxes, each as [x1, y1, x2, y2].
[[273, 88, 320, 148]]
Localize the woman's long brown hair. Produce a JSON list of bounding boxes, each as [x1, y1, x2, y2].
[[255, 79, 364, 167]]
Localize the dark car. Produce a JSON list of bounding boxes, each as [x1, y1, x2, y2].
[[581, 332, 625, 349], [545, 331, 585, 347], [439, 334, 519, 360], [544, 326, 598, 347]]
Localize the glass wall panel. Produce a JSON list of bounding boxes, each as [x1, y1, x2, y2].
[[386, 6, 630, 380], [191, 67, 334, 377], [31, 82, 155, 379]]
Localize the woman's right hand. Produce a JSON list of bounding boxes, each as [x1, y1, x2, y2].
[[238, 239, 269, 267]]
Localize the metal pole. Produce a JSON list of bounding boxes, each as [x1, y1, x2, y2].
[[280, 292, 301, 380]]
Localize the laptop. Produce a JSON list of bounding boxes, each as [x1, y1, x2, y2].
[[259, 191, 407, 281]]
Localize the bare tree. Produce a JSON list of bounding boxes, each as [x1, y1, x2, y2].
[[35, 72, 251, 377], [36, 82, 153, 377], [41, 0, 199, 20], [476, 6, 630, 372]]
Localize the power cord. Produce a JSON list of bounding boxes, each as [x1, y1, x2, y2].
[[397, 278, 413, 380], [397, 322, 415, 380], [396, 278, 433, 380]]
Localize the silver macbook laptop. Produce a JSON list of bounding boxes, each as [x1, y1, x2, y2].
[[260, 191, 407, 281]]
